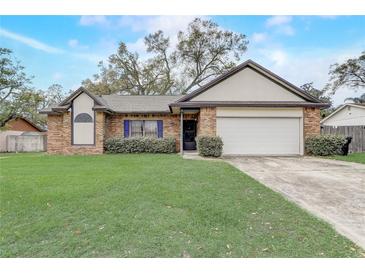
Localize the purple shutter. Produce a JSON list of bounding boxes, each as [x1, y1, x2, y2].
[[157, 120, 163, 138], [124, 120, 129, 138]]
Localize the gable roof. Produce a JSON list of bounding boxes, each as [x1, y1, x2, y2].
[[59, 86, 105, 106], [1, 115, 45, 132], [176, 59, 322, 103], [40, 87, 181, 114], [40, 87, 108, 114], [320, 103, 365, 124]]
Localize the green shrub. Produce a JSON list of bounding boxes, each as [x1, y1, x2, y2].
[[196, 136, 223, 157], [305, 135, 346, 156], [104, 137, 176, 154]]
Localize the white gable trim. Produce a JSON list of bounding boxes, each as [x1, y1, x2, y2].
[[59, 86, 104, 107]]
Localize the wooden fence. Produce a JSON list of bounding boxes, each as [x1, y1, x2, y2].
[[6, 135, 47, 152], [321, 125, 365, 152]]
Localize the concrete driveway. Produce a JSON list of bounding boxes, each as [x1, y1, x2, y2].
[[225, 156, 365, 249]]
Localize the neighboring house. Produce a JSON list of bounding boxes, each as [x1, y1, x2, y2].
[[40, 60, 328, 156], [320, 103, 365, 126], [320, 103, 365, 152], [0, 116, 46, 152]]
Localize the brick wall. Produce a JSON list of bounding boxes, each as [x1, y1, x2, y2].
[[104, 113, 199, 152], [303, 107, 321, 139], [48, 107, 320, 155], [7, 118, 41, 132], [197, 107, 216, 136], [105, 114, 123, 139], [47, 111, 104, 155], [48, 110, 206, 154], [47, 114, 64, 154]]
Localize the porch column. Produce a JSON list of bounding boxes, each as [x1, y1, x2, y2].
[[180, 109, 183, 155]]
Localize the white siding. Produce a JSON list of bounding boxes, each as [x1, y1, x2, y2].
[[191, 67, 305, 102], [322, 106, 365, 126], [72, 93, 95, 145], [217, 107, 303, 117]]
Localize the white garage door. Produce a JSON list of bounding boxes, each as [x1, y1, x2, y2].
[[217, 117, 301, 155]]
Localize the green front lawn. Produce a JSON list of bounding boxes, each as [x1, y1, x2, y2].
[[330, 152, 365, 164], [0, 153, 363, 257]]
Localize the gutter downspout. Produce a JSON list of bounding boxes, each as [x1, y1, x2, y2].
[[180, 109, 183, 155]]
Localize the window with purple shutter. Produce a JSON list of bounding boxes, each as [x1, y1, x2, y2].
[[157, 120, 163, 138], [124, 120, 129, 138]]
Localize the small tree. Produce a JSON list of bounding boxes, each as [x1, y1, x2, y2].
[[35, 84, 67, 127], [40, 84, 65, 109], [0, 48, 66, 128], [300, 82, 333, 118], [1, 85, 67, 129], [0, 48, 32, 127], [345, 93, 365, 104], [327, 51, 365, 93]]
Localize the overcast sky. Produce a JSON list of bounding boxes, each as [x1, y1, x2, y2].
[[0, 15, 364, 105]]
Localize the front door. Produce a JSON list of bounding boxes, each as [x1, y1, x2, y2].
[[183, 120, 197, 150]]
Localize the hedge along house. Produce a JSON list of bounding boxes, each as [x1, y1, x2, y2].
[[40, 60, 329, 155]]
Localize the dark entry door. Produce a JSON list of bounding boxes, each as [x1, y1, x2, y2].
[[183, 120, 197, 150]]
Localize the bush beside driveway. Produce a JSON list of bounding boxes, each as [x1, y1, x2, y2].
[[0, 153, 363, 257]]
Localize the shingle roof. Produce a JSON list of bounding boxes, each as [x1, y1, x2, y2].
[[39, 87, 182, 114], [39, 105, 70, 114], [99, 95, 182, 113]]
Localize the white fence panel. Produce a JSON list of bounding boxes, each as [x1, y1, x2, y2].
[[6, 135, 47, 152]]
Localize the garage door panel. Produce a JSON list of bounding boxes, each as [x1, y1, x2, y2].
[[217, 117, 300, 155]]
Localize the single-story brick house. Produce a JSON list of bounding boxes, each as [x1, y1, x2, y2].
[[40, 60, 329, 155]]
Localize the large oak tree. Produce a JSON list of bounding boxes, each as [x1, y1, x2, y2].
[[300, 82, 334, 118], [83, 18, 248, 95]]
